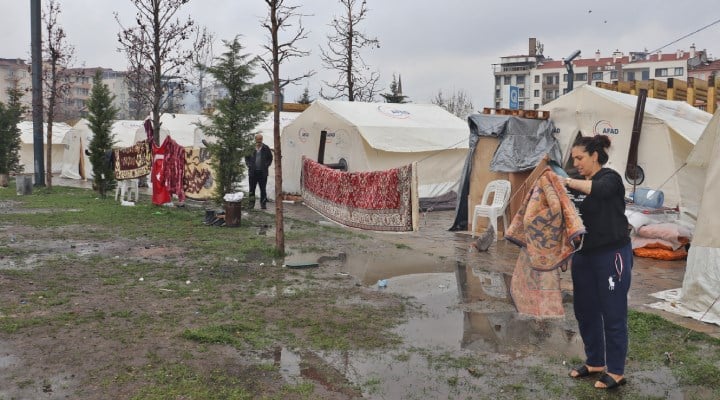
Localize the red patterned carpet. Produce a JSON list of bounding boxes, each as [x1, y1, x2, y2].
[[301, 157, 416, 232]]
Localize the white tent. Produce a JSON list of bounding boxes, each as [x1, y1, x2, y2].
[[18, 121, 71, 174], [61, 118, 91, 179], [135, 113, 209, 147], [61, 119, 167, 180], [194, 111, 300, 198], [543, 85, 711, 219], [280, 100, 469, 198], [194, 111, 299, 150], [677, 109, 720, 323]]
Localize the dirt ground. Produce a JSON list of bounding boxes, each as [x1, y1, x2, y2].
[[1, 178, 719, 399]]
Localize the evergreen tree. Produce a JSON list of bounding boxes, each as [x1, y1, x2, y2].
[[86, 70, 118, 197], [0, 85, 25, 176], [199, 37, 268, 204], [380, 74, 408, 103]]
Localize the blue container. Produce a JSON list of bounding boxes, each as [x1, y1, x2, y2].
[[632, 188, 664, 208]]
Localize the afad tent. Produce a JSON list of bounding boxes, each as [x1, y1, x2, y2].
[[648, 109, 720, 324], [543, 85, 711, 220], [195, 111, 300, 199], [281, 100, 469, 201], [135, 113, 209, 147], [18, 121, 71, 174], [61, 119, 167, 180]]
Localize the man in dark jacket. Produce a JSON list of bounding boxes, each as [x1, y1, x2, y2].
[[245, 133, 273, 209]]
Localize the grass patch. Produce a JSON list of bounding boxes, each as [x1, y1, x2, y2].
[[129, 363, 252, 400]]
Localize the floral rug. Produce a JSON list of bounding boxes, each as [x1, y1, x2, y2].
[[505, 167, 585, 318], [301, 157, 416, 232]]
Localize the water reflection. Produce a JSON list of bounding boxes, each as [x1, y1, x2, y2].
[[455, 260, 584, 358]]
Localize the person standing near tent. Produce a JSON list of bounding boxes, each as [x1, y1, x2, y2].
[[565, 134, 632, 390], [245, 133, 273, 209]]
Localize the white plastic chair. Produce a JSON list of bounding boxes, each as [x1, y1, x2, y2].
[[471, 179, 512, 240], [115, 178, 139, 202]]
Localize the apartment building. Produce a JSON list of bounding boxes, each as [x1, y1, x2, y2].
[[0, 58, 32, 114], [493, 39, 713, 110]]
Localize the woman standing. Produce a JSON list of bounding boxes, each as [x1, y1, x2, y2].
[[565, 134, 632, 390]]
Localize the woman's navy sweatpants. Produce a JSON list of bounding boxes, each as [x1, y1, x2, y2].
[[571, 242, 633, 375]]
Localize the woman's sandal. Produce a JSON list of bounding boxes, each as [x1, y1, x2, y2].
[[595, 372, 627, 389], [569, 364, 602, 378]]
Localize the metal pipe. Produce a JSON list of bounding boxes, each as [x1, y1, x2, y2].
[[30, 0, 45, 186], [318, 130, 327, 164]]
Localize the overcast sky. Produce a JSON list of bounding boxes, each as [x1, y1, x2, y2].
[[2, 1, 719, 109]]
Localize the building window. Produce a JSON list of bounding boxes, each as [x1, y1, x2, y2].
[[544, 90, 553, 100], [495, 102, 501, 109], [575, 73, 587, 81], [546, 76, 553, 85], [518, 88, 525, 98], [642, 70, 650, 80], [627, 71, 636, 81], [516, 75, 525, 84], [592, 72, 603, 80], [534, 89, 540, 97], [610, 70, 618, 79], [519, 101, 525, 109], [655, 68, 668, 77], [495, 76, 501, 85], [504, 76, 511, 85], [674, 67, 684, 76], [534, 103, 539, 110], [495, 89, 501, 98], [563, 74, 568, 82], [534, 75, 540, 83]]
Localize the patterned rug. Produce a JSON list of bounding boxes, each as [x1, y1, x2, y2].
[[184, 147, 216, 200], [301, 157, 416, 231], [113, 140, 152, 180], [505, 167, 585, 318]]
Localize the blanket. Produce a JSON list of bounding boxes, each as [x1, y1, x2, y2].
[[301, 157, 415, 232], [505, 168, 585, 318]]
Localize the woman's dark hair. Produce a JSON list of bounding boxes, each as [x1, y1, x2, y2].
[[572, 134, 611, 165]]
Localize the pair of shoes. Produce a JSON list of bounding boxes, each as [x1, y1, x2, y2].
[[595, 373, 627, 389], [261, 204, 267, 210], [569, 365, 603, 379]]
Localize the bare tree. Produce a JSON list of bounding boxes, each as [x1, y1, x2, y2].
[[260, 0, 315, 255], [431, 89, 475, 120], [319, 0, 380, 102], [115, 0, 207, 143], [125, 51, 151, 120], [42, 0, 75, 188], [185, 27, 215, 113]]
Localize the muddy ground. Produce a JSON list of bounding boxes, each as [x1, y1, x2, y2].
[[1, 180, 719, 399]]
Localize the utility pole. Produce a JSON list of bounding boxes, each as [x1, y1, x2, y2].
[[31, 0, 45, 186]]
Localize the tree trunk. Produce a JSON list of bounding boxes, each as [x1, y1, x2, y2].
[[271, 3, 285, 255]]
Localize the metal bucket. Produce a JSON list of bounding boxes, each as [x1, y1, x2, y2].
[[224, 201, 242, 227], [15, 174, 33, 196]]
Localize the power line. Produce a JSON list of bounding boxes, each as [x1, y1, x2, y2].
[[649, 17, 720, 54]]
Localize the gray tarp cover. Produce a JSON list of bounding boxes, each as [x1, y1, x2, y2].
[[449, 114, 562, 231]]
